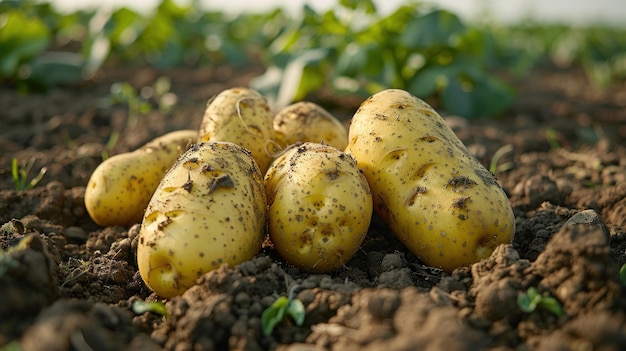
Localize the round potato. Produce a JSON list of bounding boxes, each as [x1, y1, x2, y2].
[[198, 87, 275, 173], [84, 129, 196, 227], [346, 89, 515, 272], [273, 101, 348, 150], [264, 142, 373, 273], [137, 141, 267, 298]]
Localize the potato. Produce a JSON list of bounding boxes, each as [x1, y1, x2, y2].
[[198, 87, 275, 173], [273, 101, 348, 150], [346, 89, 515, 272], [137, 142, 267, 298], [84, 129, 196, 227], [264, 142, 372, 273]]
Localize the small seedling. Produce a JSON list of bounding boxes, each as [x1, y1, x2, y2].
[[545, 128, 562, 150], [517, 287, 563, 317], [489, 144, 514, 174], [619, 263, 626, 286], [261, 285, 305, 336], [109, 82, 152, 127], [11, 158, 47, 190], [101, 130, 120, 161], [132, 299, 169, 317]]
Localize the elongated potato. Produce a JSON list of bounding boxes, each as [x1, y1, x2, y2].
[[273, 102, 348, 150], [85, 129, 196, 226], [346, 89, 515, 272], [265, 142, 373, 273], [198, 87, 275, 173], [137, 142, 267, 298]]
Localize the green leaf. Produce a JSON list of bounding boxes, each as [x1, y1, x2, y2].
[[517, 287, 539, 313], [339, 0, 377, 13], [433, 65, 513, 118], [0, 10, 50, 77], [104, 7, 142, 48], [517, 287, 563, 317], [261, 296, 290, 336], [441, 76, 473, 117], [460, 68, 514, 118], [401, 9, 466, 49], [620, 263, 626, 286], [537, 296, 564, 317], [27, 52, 85, 87], [286, 299, 306, 326], [408, 64, 458, 98], [336, 42, 383, 77], [132, 300, 169, 317]]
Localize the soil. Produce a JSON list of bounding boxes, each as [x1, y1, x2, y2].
[[1, 61, 626, 351]]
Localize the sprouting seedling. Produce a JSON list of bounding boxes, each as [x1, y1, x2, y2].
[[489, 144, 514, 174], [132, 299, 169, 318], [109, 82, 152, 127], [545, 128, 562, 150], [11, 158, 47, 191], [261, 284, 306, 336], [619, 263, 626, 286], [101, 130, 120, 161], [517, 287, 563, 317]]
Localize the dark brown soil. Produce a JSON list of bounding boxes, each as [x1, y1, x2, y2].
[[1, 62, 626, 351]]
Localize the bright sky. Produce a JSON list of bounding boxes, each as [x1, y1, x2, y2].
[[48, 0, 626, 26]]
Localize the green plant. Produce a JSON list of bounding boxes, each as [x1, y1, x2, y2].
[[0, 0, 91, 91], [108, 82, 153, 126], [101, 77, 177, 160], [252, 1, 514, 118], [545, 128, 562, 150], [261, 286, 306, 336], [620, 263, 626, 286], [132, 299, 169, 317], [489, 144, 514, 174], [492, 22, 626, 87], [11, 158, 47, 190], [0, 340, 23, 351], [517, 287, 563, 317]]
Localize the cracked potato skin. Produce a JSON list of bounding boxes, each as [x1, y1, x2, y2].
[[137, 142, 267, 298], [198, 87, 275, 173], [264, 142, 373, 273], [84, 129, 196, 227], [345, 89, 515, 272]]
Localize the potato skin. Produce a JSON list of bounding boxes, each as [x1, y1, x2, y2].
[[346, 89, 515, 272], [265, 142, 372, 273], [137, 142, 267, 298], [273, 102, 348, 150], [84, 129, 196, 227], [198, 87, 275, 173]]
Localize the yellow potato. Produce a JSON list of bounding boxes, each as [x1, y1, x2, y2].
[[273, 101, 348, 150], [84, 129, 196, 227], [198, 87, 275, 173], [137, 141, 266, 298], [346, 89, 515, 272], [264, 142, 373, 273]]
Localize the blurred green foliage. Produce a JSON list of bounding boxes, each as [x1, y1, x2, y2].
[[1, 0, 625, 117], [493, 22, 626, 87]]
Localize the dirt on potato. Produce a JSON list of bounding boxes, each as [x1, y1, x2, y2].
[[1, 63, 626, 351]]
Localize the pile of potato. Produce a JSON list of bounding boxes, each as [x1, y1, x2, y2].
[[85, 87, 515, 298]]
